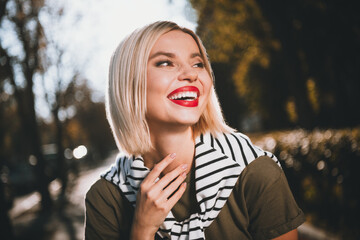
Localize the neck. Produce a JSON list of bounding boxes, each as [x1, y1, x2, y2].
[[143, 125, 195, 175]]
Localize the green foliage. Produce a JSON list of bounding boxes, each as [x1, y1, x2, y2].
[[190, 0, 360, 130], [191, 0, 276, 118], [252, 128, 360, 239]]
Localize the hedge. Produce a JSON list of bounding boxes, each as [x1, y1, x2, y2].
[[251, 127, 360, 240]]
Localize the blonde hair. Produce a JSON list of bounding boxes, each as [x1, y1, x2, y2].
[[106, 21, 233, 156]]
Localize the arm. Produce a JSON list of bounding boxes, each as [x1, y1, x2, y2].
[[130, 153, 187, 240], [241, 156, 305, 239], [272, 229, 298, 240], [85, 178, 133, 240]]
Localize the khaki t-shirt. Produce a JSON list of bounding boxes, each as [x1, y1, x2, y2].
[[85, 156, 305, 239]]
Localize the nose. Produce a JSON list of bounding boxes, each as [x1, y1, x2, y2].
[[178, 65, 198, 82]]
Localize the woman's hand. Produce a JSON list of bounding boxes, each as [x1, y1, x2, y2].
[[130, 153, 187, 240]]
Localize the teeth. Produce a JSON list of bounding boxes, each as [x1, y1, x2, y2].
[[169, 91, 198, 100]]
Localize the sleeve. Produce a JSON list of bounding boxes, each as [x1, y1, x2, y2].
[[240, 156, 305, 239], [85, 178, 133, 240]]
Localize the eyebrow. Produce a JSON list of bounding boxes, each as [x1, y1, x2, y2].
[[148, 51, 203, 60], [190, 53, 202, 59], [149, 51, 175, 60]]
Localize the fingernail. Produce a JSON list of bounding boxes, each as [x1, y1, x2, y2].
[[182, 164, 188, 170], [170, 153, 176, 159], [181, 171, 187, 177]]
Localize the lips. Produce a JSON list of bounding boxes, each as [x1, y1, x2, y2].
[[167, 86, 200, 107]]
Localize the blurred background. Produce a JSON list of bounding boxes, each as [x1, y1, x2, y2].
[[0, 0, 359, 239]]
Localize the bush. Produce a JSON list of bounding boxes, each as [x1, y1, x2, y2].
[[252, 128, 360, 240]]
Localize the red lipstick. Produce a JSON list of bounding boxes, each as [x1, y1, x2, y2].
[[167, 86, 200, 107]]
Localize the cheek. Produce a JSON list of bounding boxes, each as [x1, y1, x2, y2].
[[147, 70, 172, 92], [201, 74, 213, 98], [146, 73, 162, 98]]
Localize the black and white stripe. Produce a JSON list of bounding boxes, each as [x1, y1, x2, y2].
[[102, 131, 278, 239]]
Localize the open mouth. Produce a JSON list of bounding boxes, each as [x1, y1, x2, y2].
[[168, 91, 198, 101], [167, 86, 200, 107]]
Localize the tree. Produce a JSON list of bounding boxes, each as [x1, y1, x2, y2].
[[60, 78, 116, 163], [255, 0, 360, 128], [0, 0, 52, 211], [38, 1, 78, 200], [189, 0, 360, 130], [190, 0, 293, 130], [1, 2, 14, 237]]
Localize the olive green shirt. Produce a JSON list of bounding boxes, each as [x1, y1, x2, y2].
[[85, 156, 305, 239]]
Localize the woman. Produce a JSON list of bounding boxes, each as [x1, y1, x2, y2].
[[85, 21, 305, 240]]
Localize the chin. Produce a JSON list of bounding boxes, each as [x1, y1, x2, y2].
[[173, 116, 201, 126]]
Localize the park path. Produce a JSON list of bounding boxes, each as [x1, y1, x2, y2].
[[10, 152, 116, 240]]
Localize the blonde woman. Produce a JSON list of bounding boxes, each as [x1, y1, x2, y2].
[[85, 21, 305, 240]]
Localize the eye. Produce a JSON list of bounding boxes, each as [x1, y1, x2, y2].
[[156, 60, 173, 67], [193, 62, 204, 68]]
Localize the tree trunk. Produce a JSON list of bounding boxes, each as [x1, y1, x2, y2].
[[53, 106, 68, 198], [25, 74, 53, 211], [0, 173, 14, 240]]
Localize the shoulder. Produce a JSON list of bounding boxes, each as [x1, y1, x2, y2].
[[85, 178, 133, 239], [86, 177, 120, 202], [232, 156, 284, 202], [85, 177, 133, 218], [241, 155, 283, 188]]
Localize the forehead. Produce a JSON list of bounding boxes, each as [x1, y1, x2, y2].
[[150, 30, 201, 54]]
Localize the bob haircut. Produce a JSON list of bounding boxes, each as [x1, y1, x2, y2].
[[106, 21, 233, 156]]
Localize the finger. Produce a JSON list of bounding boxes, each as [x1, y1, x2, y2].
[[143, 153, 176, 184], [155, 163, 187, 191], [166, 182, 187, 208], [160, 171, 187, 200]]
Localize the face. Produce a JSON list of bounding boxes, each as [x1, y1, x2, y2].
[[146, 30, 212, 130]]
